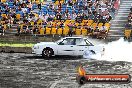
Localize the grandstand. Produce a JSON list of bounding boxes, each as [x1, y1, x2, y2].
[[0, 0, 129, 39], [108, 0, 132, 38]]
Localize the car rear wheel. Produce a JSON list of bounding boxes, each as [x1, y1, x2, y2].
[[42, 48, 53, 58]]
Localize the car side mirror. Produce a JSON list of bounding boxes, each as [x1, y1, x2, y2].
[[58, 42, 64, 45]]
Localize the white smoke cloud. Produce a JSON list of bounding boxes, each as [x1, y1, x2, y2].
[[96, 38, 132, 62]]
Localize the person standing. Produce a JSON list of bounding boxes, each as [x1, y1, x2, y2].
[[68, 22, 74, 36], [0, 24, 3, 35], [28, 2, 32, 12], [38, 2, 41, 10]]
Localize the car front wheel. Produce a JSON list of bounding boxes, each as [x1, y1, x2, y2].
[[42, 48, 53, 58]]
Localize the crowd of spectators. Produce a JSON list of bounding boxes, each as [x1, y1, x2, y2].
[[45, 0, 117, 23], [0, 0, 33, 35], [0, 0, 119, 36]]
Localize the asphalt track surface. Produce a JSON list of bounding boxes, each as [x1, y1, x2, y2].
[[0, 53, 132, 88]]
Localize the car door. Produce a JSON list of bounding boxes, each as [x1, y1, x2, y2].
[[57, 38, 76, 55], [74, 38, 94, 55]]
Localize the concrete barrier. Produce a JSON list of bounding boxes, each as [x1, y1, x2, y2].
[[0, 46, 32, 53], [0, 46, 5, 52], [25, 47, 32, 54]]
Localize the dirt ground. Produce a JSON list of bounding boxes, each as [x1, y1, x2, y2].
[[0, 53, 132, 88]]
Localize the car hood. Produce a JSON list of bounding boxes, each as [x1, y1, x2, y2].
[[36, 42, 57, 45]]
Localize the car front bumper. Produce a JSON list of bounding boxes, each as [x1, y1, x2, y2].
[[32, 48, 42, 55]]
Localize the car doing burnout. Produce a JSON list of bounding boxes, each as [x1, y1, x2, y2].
[[32, 37, 104, 58]]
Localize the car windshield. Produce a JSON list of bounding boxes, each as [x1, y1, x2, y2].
[[55, 38, 64, 44]]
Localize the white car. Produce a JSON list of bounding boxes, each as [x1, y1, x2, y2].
[[32, 37, 104, 58]]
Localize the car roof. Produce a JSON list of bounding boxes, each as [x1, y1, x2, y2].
[[64, 36, 86, 39]]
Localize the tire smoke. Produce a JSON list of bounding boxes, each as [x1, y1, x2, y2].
[[97, 38, 132, 62]]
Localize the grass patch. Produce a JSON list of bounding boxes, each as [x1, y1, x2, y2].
[[0, 43, 35, 47]]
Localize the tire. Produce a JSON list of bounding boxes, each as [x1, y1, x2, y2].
[[42, 48, 53, 58], [90, 50, 96, 54]]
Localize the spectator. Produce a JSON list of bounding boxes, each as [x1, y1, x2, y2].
[[68, 0, 73, 6], [93, 27, 100, 38], [28, 22, 33, 32], [49, 2, 54, 10], [76, 14, 82, 23], [89, 13, 95, 20], [29, 12, 35, 18], [72, 13, 77, 20], [33, 26, 39, 34], [60, 21, 64, 28], [13, 18, 17, 24], [100, 24, 107, 31], [68, 21, 74, 36], [128, 16, 131, 23], [21, 7, 27, 14], [23, 25, 27, 33], [83, 22, 88, 29], [47, 22, 52, 28], [0, 0, 115, 36], [56, 12, 62, 21], [58, 1, 62, 12], [87, 27, 93, 35], [42, 21, 47, 28], [38, 2, 41, 10], [130, 7, 132, 12], [17, 23, 21, 35], [106, 14, 112, 22], [23, 17, 28, 23], [45, 14, 49, 21], [47, 15, 53, 22], [65, 9, 69, 19], [28, 2, 32, 12], [83, 14, 88, 20], [0, 24, 3, 35], [125, 23, 131, 29], [26, 26, 31, 34]]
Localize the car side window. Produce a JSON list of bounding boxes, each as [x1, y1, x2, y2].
[[75, 38, 87, 45], [59, 38, 75, 45]]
